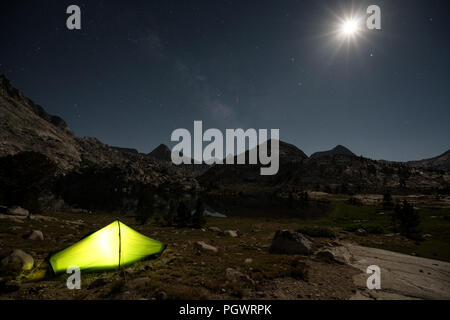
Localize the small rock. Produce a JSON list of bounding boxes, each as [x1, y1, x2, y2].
[[88, 277, 108, 289], [29, 215, 56, 222], [244, 258, 253, 264], [315, 250, 341, 264], [194, 241, 218, 253], [155, 291, 167, 300], [1, 249, 34, 272], [128, 277, 150, 289], [269, 230, 315, 255], [223, 230, 238, 238], [208, 227, 222, 233], [124, 267, 135, 275], [225, 268, 254, 286], [356, 228, 367, 236], [6, 206, 29, 217], [27, 230, 44, 241], [0, 214, 25, 223]]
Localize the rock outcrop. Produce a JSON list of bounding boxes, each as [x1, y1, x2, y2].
[[269, 230, 315, 255], [1, 249, 34, 272]]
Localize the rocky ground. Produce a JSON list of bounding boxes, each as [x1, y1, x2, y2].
[[0, 209, 360, 300], [1, 204, 449, 300]]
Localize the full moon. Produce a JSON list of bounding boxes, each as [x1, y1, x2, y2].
[[341, 18, 359, 36]]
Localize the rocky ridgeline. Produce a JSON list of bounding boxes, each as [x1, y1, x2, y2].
[[0, 75, 198, 193], [0, 75, 81, 171], [199, 146, 450, 194], [0, 74, 448, 198], [407, 150, 450, 172]]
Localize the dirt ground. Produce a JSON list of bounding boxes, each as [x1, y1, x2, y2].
[[0, 211, 360, 300]]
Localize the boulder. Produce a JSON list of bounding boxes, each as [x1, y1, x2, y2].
[[194, 241, 218, 254], [7, 206, 29, 217], [269, 230, 315, 255], [27, 230, 44, 241], [1, 249, 34, 272]]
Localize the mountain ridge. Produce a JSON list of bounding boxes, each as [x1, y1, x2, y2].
[[0, 75, 448, 197]]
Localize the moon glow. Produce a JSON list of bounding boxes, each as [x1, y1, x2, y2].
[[341, 18, 359, 36]]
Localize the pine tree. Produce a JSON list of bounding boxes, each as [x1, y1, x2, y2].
[[136, 187, 155, 225], [175, 201, 190, 228], [382, 192, 394, 210], [191, 198, 206, 228], [393, 200, 421, 239]]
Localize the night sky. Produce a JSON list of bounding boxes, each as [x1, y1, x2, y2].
[[1, 0, 449, 161]]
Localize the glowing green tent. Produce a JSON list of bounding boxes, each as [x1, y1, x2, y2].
[[49, 221, 165, 274]]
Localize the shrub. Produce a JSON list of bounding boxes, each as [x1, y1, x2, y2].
[[393, 200, 421, 240], [365, 225, 385, 235], [191, 198, 206, 228], [382, 192, 394, 210], [343, 225, 359, 233], [346, 197, 363, 206], [136, 187, 155, 225], [296, 226, 335, 238], [175, 202, 191, 228], [0, 152, 57, 212], [163, 199, 177, 226], [56, 165, 128, 211]]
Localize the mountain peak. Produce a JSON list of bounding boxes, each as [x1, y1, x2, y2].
[[311, 145, 355, 159], [0, 74, 22, 100], [149, 144, 172, 161], [0, 75, 69, 131]]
